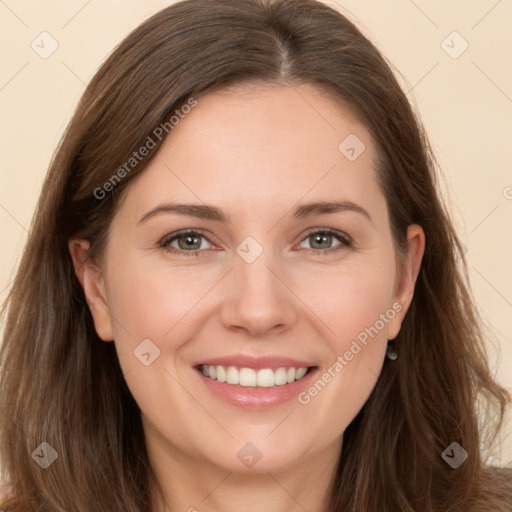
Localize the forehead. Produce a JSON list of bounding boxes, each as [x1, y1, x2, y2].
[[122, 83, 383, 222]]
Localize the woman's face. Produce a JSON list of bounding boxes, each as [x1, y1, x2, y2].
[[72, 83, 424, 475]]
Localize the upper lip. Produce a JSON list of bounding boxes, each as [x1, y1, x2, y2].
[[194, 354, 316, 370]]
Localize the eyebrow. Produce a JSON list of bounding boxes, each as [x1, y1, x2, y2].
[[138, 200, 372, 225]]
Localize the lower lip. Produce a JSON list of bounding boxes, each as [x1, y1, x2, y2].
[[195, 367, 319, 409]]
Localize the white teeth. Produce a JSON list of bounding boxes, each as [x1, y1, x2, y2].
[[226, 366, 239, 385], [295, 367, 308, 380], [216, 365, 226, 383], [200, 365, 310, 387], [274, 367, 288, 385], [239, 368, 256, 387], [257, 368, 275, 387]]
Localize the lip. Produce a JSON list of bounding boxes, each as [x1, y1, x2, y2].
[[194, 363, 319, 410], [194, 354, 315, 370]]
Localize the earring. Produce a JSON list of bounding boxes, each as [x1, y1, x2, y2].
[[386, 340, 398, 361]]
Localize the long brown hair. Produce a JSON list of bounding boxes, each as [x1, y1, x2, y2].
[[1, 0, 510, 510]]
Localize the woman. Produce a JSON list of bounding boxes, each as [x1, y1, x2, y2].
[[1, 0, 510, 510]]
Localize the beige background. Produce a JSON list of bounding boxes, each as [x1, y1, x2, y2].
[[1, 0, 511, 464]]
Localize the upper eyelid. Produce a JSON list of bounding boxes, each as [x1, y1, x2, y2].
[[160, 228, 215, 245], [160, 227, 351, 249]]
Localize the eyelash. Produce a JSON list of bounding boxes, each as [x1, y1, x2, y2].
[[159, 228, 352, 257]]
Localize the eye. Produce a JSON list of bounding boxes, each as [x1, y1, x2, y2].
[[159, 227, 352, 257], [297, 228, 352, 255], [159, 229, 214, 257]]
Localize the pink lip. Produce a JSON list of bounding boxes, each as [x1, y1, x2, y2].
[[194, 364, 319, 410], [194, 354, 315, 370]]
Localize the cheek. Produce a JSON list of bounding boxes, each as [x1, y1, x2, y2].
[[293, 257, 396, 350], [103, 261, 217, 434], [292, 259, 394, 425], [104, 257, 221, 366]]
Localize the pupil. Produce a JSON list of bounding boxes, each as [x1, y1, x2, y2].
[[313, 233, 330, 249], [180, 235, 199, 250]]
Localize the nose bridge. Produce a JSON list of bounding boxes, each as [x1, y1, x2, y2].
[[221, 237, 297, 336]]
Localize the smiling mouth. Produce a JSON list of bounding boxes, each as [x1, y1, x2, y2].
[[196, 364, 316, 388]]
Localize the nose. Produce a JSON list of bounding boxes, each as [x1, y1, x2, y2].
[[220, 250, 299, 338]]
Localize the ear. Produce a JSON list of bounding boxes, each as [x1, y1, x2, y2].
[[68, 239, 114, 342], [386, 224, 425, 340]]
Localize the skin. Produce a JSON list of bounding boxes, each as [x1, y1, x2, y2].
[[69, 83, 425, 512]]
